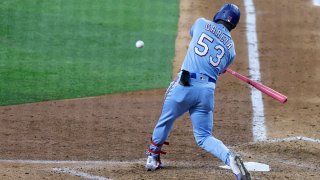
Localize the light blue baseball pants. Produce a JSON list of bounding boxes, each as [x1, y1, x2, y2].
[[149, 73, 231, 165]]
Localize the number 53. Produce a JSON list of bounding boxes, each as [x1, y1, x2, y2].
[[194, 33, 225, 67]]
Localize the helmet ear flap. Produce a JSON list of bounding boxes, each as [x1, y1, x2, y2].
[[213, 14, 217, 22]]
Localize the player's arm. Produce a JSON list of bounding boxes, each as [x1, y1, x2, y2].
[[226, 54, 235, 69], [221, 52, 236, 75]]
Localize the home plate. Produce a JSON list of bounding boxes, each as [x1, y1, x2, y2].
[[219, 162, 270, 172]]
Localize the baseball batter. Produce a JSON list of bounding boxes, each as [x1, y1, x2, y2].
[[146, 4, 251, 180]]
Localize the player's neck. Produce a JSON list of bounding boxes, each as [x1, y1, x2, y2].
[[216, 20, 233, 32]]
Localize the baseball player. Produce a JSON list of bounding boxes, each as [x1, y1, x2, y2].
[[145, 3, 251, 180]]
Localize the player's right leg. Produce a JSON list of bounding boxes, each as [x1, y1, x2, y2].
[[189, 84, 251, 179], [189, 106, 230, 164], [146, 80, 193, 171], [190, 106, 251, 179]]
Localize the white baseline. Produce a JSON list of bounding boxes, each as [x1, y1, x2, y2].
[[52, 168, 111, 180], [0, 159, 140, 165]]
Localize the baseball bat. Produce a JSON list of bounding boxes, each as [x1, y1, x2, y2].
[[225, 68, 287, 103]]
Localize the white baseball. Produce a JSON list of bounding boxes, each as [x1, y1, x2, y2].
[[135, 40, 144, 48]]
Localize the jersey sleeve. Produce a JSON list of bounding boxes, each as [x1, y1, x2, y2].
[[226, 54, 235, 69], [220, 48, 236, 75], [190, 18, 204, 37]]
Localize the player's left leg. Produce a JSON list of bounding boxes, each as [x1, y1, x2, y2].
[[146, 80, 193, 171]]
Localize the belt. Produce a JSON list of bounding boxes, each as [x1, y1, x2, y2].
[[190, 73, 216, 83]]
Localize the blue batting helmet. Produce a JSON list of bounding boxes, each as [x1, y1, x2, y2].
[[213, 3, 240, 29]]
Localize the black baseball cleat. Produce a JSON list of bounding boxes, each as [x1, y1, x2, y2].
[[234, 155, 251, 180], [228, 153, 251, 180]]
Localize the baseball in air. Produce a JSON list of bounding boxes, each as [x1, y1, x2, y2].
[[135, 40, 144, 48]]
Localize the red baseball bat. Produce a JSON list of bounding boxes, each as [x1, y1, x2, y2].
[[226, 68, 287, 103]]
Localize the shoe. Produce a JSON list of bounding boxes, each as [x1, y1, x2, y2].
[[145, 155, 164, 171], [229, 154, 251, 180]]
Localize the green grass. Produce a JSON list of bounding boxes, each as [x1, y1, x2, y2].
[[0, 0, 179, 105]]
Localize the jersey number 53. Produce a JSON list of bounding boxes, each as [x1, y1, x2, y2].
[[194, 33, 225, 67]]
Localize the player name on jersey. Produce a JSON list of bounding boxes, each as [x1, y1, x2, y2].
[[205, 23, 233, 50]]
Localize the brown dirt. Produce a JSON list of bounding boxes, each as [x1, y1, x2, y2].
[[0, 0, 319, 179]]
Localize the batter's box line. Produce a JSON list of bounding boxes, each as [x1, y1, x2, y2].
[[264, 136, 320, 144], [51, 167, 111, 180], [0, 159, 144, 180], [0, 159, 143, 165], [233, 136, 320, 147]]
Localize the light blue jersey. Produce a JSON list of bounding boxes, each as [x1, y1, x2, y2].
[[182, 18, 236, 81]]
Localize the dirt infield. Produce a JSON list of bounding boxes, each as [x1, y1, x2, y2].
[[0, 0, 319, 179]]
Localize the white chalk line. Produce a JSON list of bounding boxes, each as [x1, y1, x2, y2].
[[313, 0, 320, 6], [235, 136, 320, 147], [0, 159, 143, 180], [266, 136, 320, 144], [244, 0, 267, 142], [232, 136, 320, 148], [52, 168, 111, 180], [0, 159, 142, 165]]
